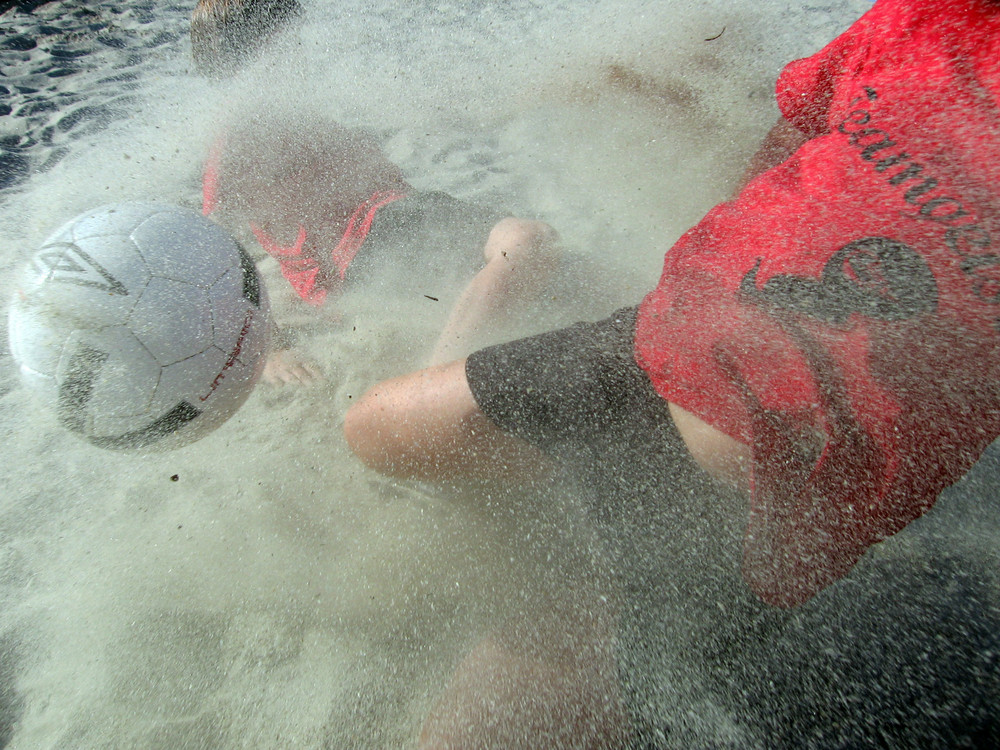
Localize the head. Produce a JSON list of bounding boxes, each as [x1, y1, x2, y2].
[[191, 0, 302, 79], [204, 115, 410, 244]]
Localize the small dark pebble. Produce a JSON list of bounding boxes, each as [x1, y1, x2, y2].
[[170, 474, 179, 482]]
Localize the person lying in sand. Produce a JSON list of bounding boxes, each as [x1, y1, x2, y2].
[[202, 114, 573, 385]]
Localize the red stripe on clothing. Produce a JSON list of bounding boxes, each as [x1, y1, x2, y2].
[[329, 190, 408, 280], [250, 223, 330, 306], [247, 191, 408, 306], [202, 137, 226, 216]]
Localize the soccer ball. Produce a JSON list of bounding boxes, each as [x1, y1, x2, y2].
[[7, 202, 271, 451]]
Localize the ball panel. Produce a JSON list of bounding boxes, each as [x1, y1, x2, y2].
[[54, 340, 108, 436], [8, 297, 66, 384], [58, 328, 162, 429], [231, 301, 271, 369], [210, 266, 259, 358], [153, 347, 253, 446], [19, 236, 149, 324], [88, 401, 203, 451], [236, 241, 263, 307], [130, 277, 213, 365], [153, 347, 228, 413], [31, 241, 129, 295], [31, 217, 76, 251], [130, 208, 238, 286], [70, 203, 164, 242]]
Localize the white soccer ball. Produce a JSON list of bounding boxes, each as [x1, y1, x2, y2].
[[7, 202, 271, 450]]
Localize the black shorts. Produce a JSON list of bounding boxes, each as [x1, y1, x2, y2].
[[465, 307, 699, 500], [465, 309, 764, 747], [349, 190, 503, 299]]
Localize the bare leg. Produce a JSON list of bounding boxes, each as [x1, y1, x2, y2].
[[418, 615, 629, 750], [430, 218, 561, 365], [344, 358, 550, 483], [345, 316, 751, 748], [345, 363, 631, 748]]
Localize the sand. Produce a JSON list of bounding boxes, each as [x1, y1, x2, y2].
[[4, 1, 998, 748]]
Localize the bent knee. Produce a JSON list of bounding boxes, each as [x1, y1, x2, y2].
[[485, 217, 560, 264]]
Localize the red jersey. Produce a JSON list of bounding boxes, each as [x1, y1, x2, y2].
[[201, 137, 407, 306], [635, 0, 1000, 607]]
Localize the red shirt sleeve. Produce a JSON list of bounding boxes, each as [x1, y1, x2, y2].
[[775, 8, 875, 137]]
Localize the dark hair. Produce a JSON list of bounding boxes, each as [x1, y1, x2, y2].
[[190, 0, 302, 79]]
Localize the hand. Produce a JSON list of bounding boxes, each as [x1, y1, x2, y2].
[[262, 348, 322, 386]]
